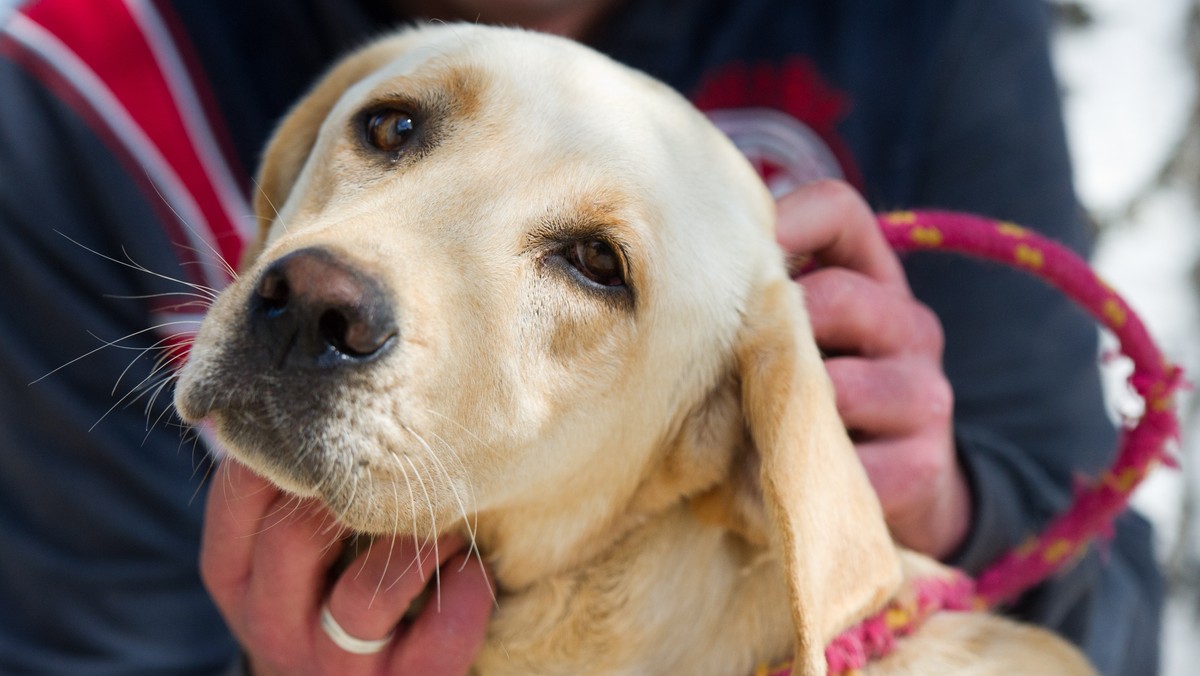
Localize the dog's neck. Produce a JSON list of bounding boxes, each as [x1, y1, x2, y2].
[[471, 473, 663, 589], [471, 429, 742, 589], [471, 503, 796, 675]]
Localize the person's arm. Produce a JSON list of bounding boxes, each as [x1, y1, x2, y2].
[[900, 0, 1161, 672], [909, 0, 1114, 577], [0, 42, 240, 672]]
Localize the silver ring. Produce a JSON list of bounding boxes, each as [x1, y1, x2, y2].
[[319, 604, 395, 655]]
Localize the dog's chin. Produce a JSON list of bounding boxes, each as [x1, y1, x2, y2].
[[207, 414, 464, 536], [202, 409, 320, 496]]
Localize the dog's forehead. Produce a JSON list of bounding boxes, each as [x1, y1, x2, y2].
[[328, 27, 720, 169], [311, 25, 777, 300]]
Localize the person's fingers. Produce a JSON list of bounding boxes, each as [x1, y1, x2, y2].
[[199, 460, 286, 616], [245, 496, 347, 660], [857, 436, 971, 559], [825, 357, 954, 439], [393, 550, 495, 675], [323, 534, 467, 649], [775, 180, 908, 288], [799, 267, 942, 358]]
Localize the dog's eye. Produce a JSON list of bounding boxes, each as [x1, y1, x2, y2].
[[365, 109, 415, 152], [568, 239, 625, 287]]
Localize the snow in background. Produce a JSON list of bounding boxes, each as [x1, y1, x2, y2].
[[1053, 0, 1200, 673]]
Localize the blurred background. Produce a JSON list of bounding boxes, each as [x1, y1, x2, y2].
[[1050, 0, 1200, 672]]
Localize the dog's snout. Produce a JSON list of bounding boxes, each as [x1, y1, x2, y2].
[[250, 247, 397, 369]]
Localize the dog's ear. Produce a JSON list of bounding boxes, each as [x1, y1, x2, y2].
[[246, 36, 413, 268], [737, 277, 901, 676]]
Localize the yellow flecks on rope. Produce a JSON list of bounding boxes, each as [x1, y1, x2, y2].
[[885, 211, 917, 225], [755, 660, 793, 676], [996, 221, 1028, 238], [1042, 539, 1075, 564], [1148, 380, 1175, 412], [910, 226, 943, 247], [1014, 244, 1044, 270], [885, 607, 911, 630], [1104, 467, 1141, 494], [1103, 298, 1127, 329], [1014, 537, 1039, 558]]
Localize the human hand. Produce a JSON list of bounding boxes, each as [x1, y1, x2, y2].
[[200, 460, 493, 675], [775, 180, 970, 559]]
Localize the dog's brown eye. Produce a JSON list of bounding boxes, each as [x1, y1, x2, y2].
[[569, 240, 625, 287], [365, 109, 415, 152]]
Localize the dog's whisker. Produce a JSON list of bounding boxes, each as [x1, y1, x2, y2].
[[55, 230, 222, 299], [257, 487, 306, 533], [395, 425, 488, 607], [421, 406, 497, 455], [415, 428, 479, 552], [399, 452, 437, 581], [388, 445, 426, 583], [31, 320, 200, 387], [141, 375, 183, 442], [140, 172, 239, 284], [105, 330, 188, 396], [328, 453, 361, 528], [90, 354, 185, 433], [430, 530, 443, 612], [172, 241, 239, 282], [123, 346, 186, 419], [352, 525, 377, 585], [103, 290, 216, 311], [250, 176, 289, 236], [367, 473, 399, 611], [370, 471, 402, 607], [421, 433, 490, 602], [186, 446, 219, 508], [398, 427, 441, 540]]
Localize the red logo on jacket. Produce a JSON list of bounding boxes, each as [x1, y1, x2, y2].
[[691, 58, 860, 197]]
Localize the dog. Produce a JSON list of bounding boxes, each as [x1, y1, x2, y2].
[[174, 23, 1094, 675]]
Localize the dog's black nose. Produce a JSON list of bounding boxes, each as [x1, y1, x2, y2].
[[249, 247, 397, 369]]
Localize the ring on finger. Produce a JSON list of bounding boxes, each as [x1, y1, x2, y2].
[[319, 603, 395, 655]]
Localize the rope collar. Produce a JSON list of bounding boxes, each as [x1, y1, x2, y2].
[[761, 210, 1182, 675]]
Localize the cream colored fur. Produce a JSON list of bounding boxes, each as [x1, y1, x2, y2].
[[175, 24, 1094, 675]]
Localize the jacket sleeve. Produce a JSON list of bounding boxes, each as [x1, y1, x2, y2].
[[0, 43, 237, 673], [897, 1, 1162, 673]]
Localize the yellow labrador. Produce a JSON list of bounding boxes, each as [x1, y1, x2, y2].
[[175, 24, 1093, 675]]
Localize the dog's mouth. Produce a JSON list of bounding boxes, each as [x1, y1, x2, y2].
[[185, 377, 342, 495], [176, 337, 476, 535]]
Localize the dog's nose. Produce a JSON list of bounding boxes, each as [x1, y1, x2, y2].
[[249, 247, 397, 369]]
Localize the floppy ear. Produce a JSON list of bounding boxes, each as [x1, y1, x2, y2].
[[245, 35, 417, 268], [737, 277, 902, 675]]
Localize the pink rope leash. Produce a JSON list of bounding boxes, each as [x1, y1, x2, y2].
[[772, 210, 1184, 675]]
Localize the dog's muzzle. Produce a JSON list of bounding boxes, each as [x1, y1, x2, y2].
[[249, 246, 397, 370]]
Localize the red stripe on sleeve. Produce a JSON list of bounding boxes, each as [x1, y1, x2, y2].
[[24, 0, 245, 271]]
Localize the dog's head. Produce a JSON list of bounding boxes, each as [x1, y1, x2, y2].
[[175, 24, 899, 673]]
